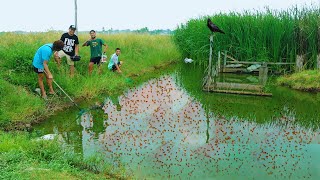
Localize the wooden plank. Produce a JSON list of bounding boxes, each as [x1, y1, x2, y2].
[[211, 82, 263, 91], [266, 62, 295, 65], [203, 89, 272, 97], [226, 61, 295, 65], [221, 52, 238, 61], [223, 68, 248, 73]]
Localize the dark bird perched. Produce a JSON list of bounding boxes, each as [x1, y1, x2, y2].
[[207, 18, 225, 34]]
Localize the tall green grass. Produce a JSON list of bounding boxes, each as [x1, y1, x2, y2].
[[277, 70, 320, 91], [174, 6, 320, 69], [0, 131, 126, 179], [0, 32, 180, 126]]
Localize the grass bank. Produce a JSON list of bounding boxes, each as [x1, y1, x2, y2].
[[0, 131, 126, 179], [0, 32, 180, 129], [277, 70, 320, 91], [174, 6, 320, 69]]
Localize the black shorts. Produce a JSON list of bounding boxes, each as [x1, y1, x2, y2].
[[90, 57, 101, 65], [112, 62, 121, 71], [33, 66, 44, 74]]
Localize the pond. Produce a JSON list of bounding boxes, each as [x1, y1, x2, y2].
[[34, 64, 320, 179]]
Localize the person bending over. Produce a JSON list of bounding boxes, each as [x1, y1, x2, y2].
[[32, 40, 64, 99]]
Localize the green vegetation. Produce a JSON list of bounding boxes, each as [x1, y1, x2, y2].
[[174, 6, 320, 69], [0, 32, 180, 128], [0, 79, 44, 126], [277, 70, 320, 91], [0, 131, 126, 179], [0, 32, 180, 179]]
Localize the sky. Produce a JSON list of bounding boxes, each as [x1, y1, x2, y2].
[[0, 0, 319, 32]]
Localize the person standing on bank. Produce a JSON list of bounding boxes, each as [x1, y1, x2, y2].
[[82, 30, 108, 75], [55, 25, 79, 77], [33, 40, 64, 99]]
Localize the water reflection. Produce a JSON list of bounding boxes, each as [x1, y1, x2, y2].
[[80, 75, 320, 179]]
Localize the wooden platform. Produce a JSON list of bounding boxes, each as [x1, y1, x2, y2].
[[222, 68, 260, 73], [203, 87, 272, 97], [203, 82, 272, 96], [214, 82, 263, 91]]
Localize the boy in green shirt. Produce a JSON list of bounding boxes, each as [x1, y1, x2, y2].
[[82, 30, 108, 74]]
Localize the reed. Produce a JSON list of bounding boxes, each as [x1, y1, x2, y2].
[[174, 6, 320, 69]]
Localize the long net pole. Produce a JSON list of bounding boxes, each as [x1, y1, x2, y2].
[[74, 0, 78, 34]]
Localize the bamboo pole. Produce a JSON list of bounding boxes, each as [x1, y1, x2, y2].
[[208, 35, 213, 78], [217, 51, 221, 73], [74, 0, 78, 34], [223, 50, 227, 72]]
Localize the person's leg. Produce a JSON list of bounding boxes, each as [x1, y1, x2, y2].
[[96, 57, 102, 74], [98, 64, 102, 74], [38, 73, 46, 98], [66, 55, 75, 77], [88, 62, 94, 75], [45, 72, 55, 94]]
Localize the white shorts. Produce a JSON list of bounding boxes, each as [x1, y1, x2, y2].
[[57, 50, 74, 66]]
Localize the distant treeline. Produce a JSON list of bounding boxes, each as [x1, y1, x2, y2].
[[174, 6, 320, 69], [0, 27, 173, 35]]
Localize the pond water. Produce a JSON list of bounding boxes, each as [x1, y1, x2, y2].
[[34, 64, 320, 179]]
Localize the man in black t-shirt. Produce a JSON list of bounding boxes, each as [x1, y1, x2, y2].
[[55, 25, 79, 77]]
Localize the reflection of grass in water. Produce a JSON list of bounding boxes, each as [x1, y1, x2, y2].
[[0, 130, 124, 179], [206, 109, 319, 179], [79, 75, 320, 179], [176, 64, 320, 126]]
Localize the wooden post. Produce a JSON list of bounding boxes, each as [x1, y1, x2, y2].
[[296, 54, 304, 72], [223, 50, 227, 73], [217, 51, 221, 73], [206, 34, 214, 88], [317, 54, 320, 70], [259, 63, 268, 86], [74, 0, 78, 34], [208, 35, 213, 77]]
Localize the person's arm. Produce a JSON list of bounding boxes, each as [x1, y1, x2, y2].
[[43, 60, 53, 79], [82, 40, 90, 47], [54, 51, 61, 68], [101, 39, 108, 53], [115, 63, 121, 73], [103, 44, 108, 53], [75, 44, 79, 56], [112, 57, 121, 73]]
